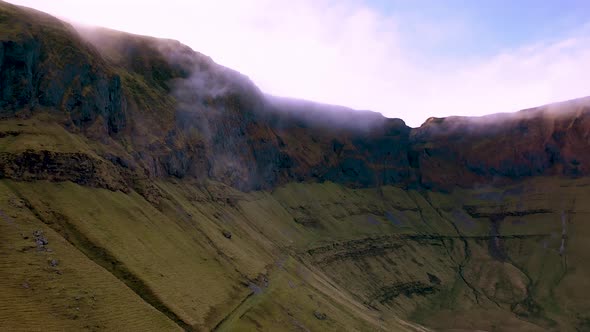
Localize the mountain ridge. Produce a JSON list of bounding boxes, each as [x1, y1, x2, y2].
[[2, 1, 589, 195]]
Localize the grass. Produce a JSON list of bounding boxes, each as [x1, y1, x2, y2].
[[0, 113, 94, 154], [214, 256, 398, 332], [8, 180, 252, 329], [1, 169, 590, 331], [0, 180, 180, 331]]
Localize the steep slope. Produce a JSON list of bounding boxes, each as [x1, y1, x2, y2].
[[1, 2, 590, 331], [3, 1, 589, 193], [411, 98, 590, 189]]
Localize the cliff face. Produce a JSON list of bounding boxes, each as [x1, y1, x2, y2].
[[0, 4, 126, 132], [2, 3, 590, 332], [2, 2, 589, 195], [411, 100, 590, 189]]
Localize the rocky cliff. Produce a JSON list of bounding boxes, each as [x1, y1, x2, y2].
[[3, 2, 589, 196]]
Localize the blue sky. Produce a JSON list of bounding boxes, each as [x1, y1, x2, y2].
[[7, 0, 590, 126], [377, 0, 589, 53]]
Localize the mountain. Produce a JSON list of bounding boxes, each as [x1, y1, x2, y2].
[[1, 2, 589, 331]]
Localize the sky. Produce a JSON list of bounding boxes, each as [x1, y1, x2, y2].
[[6, 0, 590, 127]]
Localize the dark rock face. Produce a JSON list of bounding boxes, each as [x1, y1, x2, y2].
[[0, 5, 126, 134], [374, 281, 438, 304], [2, 2, 590, 193], [313, 310, 327, 320], [0, 150, 128, 191], [106, 36, 590, 192], [410, 101, 590, 189], [33, 230, 48, 250], [0, 39, 40, 110]]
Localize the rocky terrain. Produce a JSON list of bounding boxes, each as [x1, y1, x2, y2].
[[1, 2, 589, 331]]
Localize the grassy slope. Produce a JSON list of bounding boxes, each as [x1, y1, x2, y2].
[[0, 180, 180, 332], [4, 179, 423, 331], [3, 174, 589, 331]]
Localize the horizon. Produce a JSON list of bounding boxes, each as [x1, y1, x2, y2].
[[6, 0, 590, 127]]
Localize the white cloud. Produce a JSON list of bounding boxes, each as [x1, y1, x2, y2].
[[6, 0, 590, 126]]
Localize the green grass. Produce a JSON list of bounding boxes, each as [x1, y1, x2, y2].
[[3, 172, 590, 330], [0, 113, 93, 154], [0, 181, 180, 331]]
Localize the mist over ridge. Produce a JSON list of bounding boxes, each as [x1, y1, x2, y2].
[[8, 0, 590, 127], [72, 16, 590, 134]]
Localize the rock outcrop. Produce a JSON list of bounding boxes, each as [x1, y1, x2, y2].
[[1, 1, 589, 194], [0, 4, 126, 133]]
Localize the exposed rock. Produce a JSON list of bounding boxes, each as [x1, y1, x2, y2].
[[307, 235, 407, 264], [293, 216, 321, 228], [246, 273, 269, 295], [0, 150, 128, 191], [313, 310, 327, 320], [3, 1, 590, 194], [427, 273, 441, 285], [0, 4, 126, 133], [374, 282, 438, 304], [411, 100, 590, 189], [463, 206, 552, 220], [222, 230, 232, 239], [33, 230, 48, 247], [8, 197, 25, 209]]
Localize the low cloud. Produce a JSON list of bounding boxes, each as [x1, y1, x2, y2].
[[7, 0, 590, 126]]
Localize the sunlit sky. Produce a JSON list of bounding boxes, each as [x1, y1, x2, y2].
[[7, 0, 590, 126]]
